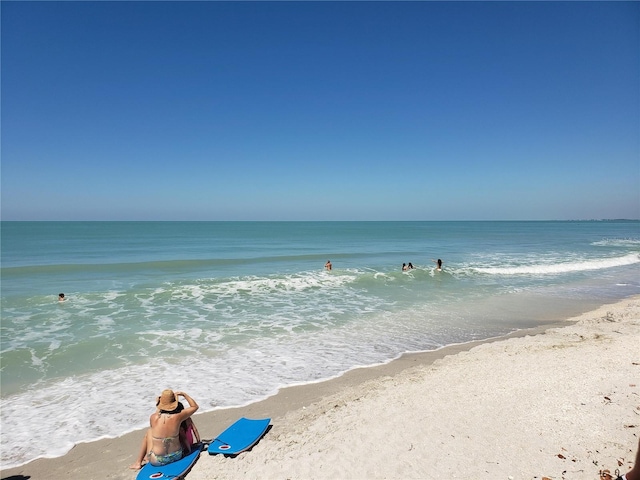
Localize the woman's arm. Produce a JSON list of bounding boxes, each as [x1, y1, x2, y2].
[[175, 391, 199, 419]]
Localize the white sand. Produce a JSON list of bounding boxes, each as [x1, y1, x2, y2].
[[187, 297, 640, 480], [2, 297, 638, 480]]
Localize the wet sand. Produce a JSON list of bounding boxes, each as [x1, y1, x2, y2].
[[2, 296, 638, 480]]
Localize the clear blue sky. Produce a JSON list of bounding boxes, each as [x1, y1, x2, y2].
[[2, 1, 638, 221]]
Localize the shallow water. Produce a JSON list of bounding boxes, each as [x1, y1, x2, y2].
[[1, 221, 638, 468]]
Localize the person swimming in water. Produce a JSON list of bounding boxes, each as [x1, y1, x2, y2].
[[432, 259, 443, 271]]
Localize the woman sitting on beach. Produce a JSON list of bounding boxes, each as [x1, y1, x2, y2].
[[129, 390, 199, 470]]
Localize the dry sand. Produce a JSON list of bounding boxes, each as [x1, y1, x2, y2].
[[2, 296, 638, 480]]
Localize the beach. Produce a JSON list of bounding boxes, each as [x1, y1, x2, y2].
[[4, 221, 639, 472], [2, 295, 638, 480]]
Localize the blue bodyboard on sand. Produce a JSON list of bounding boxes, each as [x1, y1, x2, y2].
[[136, 443, 203, 480], [208, 417, 270, 455]]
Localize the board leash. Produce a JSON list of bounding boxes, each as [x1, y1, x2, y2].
[[203, 437, 231, 447]]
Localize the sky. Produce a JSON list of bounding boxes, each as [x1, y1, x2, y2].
[[1, 1, 639, 221]]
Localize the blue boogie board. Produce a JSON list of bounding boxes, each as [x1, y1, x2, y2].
[[208, 417, 271, 455], [137, 443, 203, 480]]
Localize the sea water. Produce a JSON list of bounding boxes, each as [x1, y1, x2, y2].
[[1, 221, 639, 468]]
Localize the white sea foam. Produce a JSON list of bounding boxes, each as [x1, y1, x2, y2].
[[0, 302, 467, 469], [591, 238, 640, 247], [29, 349, 43, 367], [3, 221, 640, 469], [474, 253, 639, 275]]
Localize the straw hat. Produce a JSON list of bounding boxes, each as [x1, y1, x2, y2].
[[156, 389, 179, 411]]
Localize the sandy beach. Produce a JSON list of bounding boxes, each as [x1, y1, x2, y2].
[[2, 296, 638, 480]]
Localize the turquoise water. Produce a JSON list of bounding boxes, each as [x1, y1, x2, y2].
[[1, 221, 639, 468]]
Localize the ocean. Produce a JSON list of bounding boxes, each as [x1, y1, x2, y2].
[[1, 221, 639, 469]]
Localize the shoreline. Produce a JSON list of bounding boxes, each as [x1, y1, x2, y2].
[[2, 295, 639, 479]]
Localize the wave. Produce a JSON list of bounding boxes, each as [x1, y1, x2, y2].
[[165, 270, 360, 299], [0, 257, 266, 274], [473, 253, 640, 276], [0, 251, 381, 278], [591, 238, 640, 247]]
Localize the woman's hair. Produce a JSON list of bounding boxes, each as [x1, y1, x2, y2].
[[159, 401, 184, 415]]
